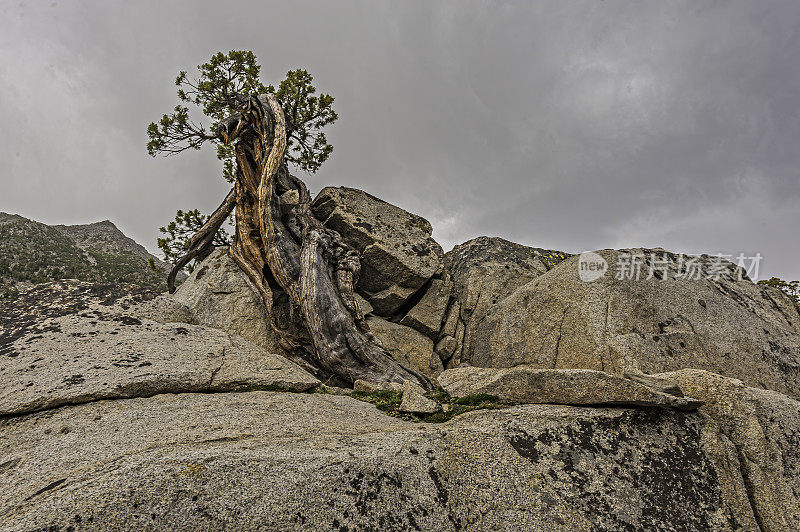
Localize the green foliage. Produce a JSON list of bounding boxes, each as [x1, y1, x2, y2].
[[348, 389, 513, 424], [177, 50, 266, 122], [349, 389, 423, 421], [147, 50, 337, 178], [423, 395, 512, 424], [758, 277, 800, 303], [429, 387, 452, 404], [157, 209, 233, 271], [0, 219, 166, 299], [268, 69, 338, 173], [350, 390, 404, 410]]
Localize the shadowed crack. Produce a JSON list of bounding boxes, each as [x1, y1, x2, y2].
[[208, 362, 224, 387], [24, 478, 66, 502], [735, 447, 766, 532], [0, 378, 319, 420]]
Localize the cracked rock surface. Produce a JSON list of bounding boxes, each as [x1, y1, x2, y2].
[[311, 186, 444, 316], [368, 316, 442, 379], [437, 366, 704, 410], [469, 248, 800, 399], [2, 390, 789, 531], [1, 280, 800, 530], [172, 247, 285, 355], [657, 369, 800, 530], [436, 236, 571, 368], [0, 280, 319, 417]]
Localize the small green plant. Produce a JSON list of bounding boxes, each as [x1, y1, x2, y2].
[[350, 389, 423, 421], [348, 389, 513, 423], [428, 386, 452, 404], [423, 394, 512, 423], [157, 208, 233, 272], [758, 277, 799, 304], [350, 390, 403, 410]]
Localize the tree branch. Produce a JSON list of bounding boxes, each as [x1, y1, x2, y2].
[[167, 187, 237, 293]]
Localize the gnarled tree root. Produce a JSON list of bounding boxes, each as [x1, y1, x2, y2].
[[170, 93, 432, 390]]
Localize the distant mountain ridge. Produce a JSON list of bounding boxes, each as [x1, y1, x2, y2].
[[0, 213, 169, 298]]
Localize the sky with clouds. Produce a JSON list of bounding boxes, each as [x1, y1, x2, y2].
[[1, 0, 798, 280]]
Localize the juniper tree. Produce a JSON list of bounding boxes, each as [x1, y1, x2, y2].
[[148, 51, 431, 389], [758, 277, 800, 304], [157, 208, 232, 272]]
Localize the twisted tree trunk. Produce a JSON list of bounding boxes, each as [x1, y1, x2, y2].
[[169, 94, 431, 390]]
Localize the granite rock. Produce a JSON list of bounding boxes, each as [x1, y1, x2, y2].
[[399, 380, 441, 414], [172, 247, 284, 354], [470, 248, 800, 398], [438, 366, 703, 410], [368, 316, 443, 379], [312, 187, 444, 315]]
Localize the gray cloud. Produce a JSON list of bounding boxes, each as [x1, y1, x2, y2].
[[1, 0, 798, 281]]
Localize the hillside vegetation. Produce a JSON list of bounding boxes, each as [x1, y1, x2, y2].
[[0, 213, 168, 299]]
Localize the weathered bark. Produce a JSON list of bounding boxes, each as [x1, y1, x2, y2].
[[179, 93, 431, 389], [167, 188, 236, 294]]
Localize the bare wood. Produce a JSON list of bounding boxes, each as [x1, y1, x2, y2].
[[177, 93, 432, 390], [167, 187, 236, 293]]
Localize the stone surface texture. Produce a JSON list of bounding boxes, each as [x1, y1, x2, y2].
[[399, 380, 441, 414], [311, 186, 444, 316], [367, 316, 443, 379], [3, 390, 792, 531], [400, 277, 452, 339], [0, 280, 319, 417], [172, 247, 284, 354], [436, 237, 571, 367], [469, 248, 800, 399], [437, 366, 703, 410], [656, 369, 800, 531]]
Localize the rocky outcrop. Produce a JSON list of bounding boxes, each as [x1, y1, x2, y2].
[[0, 280, 319, 416], [399, 277, 451, 339], [128, 293, 197, 324], [5, 188, 800, 530], [436, 237, 571, 367], [172, 247, 284, 354], [470, 249, 800, 399], [311, 187, 444, 316], [2, 388, 791, 531], [657, 369, 800, 530], [437, 366, 703, 410], [399, 380, 441, 414], [367, 316, 443, 379], [2, 259, 800, 530], [168, 247, 446, 378]]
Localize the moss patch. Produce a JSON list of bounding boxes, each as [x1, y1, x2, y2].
[[423, 395, 512, 423], [348, 390, 422, 421], [348, 389, 514, 423]]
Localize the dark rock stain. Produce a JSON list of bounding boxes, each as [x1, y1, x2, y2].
[[506, 410, 733, 531]]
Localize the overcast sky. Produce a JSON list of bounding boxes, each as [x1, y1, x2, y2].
[[1, 1, 799, 281]]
